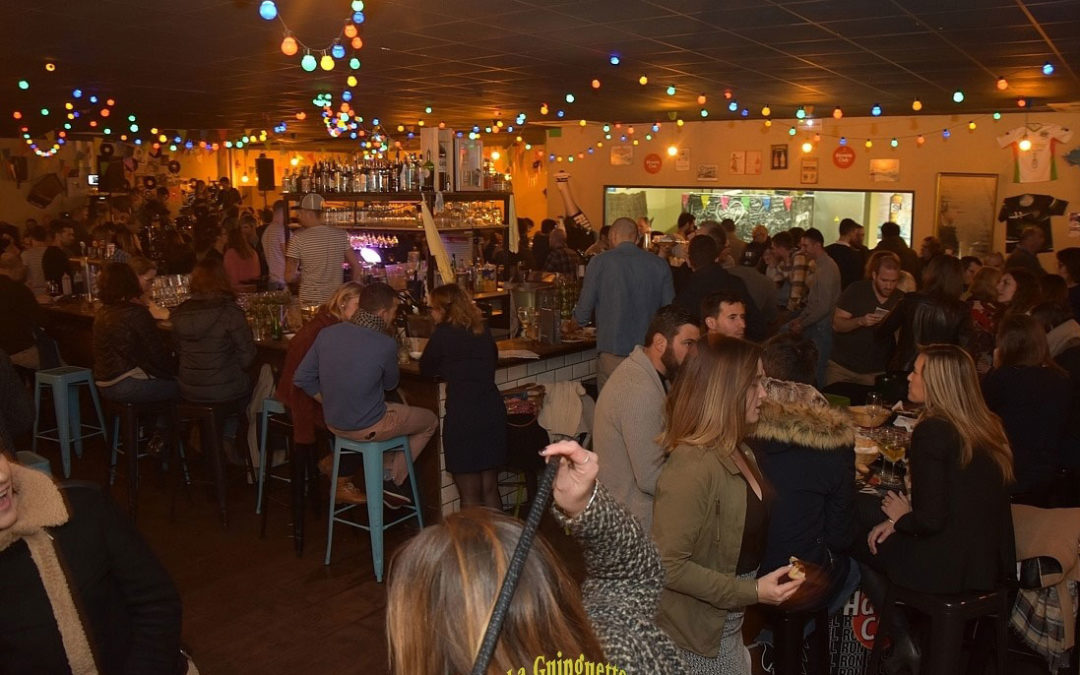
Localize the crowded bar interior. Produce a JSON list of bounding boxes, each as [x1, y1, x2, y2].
[[3, 1, 1080, 673]]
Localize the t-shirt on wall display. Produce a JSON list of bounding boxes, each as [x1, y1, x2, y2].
[[998, 193, 1069, 252], [996, 123, 1073, 183], [603, 186, 914, 247]]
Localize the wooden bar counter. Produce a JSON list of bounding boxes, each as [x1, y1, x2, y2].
[[39, 299, 597, 521]]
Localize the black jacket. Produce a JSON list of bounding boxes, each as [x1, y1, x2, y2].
[[0, 274, 40, 355], [0, 471, 183, 674], [873, 236, 921, 281], [170, 293, 256, 402], [92, 302, 177, 382], [749, 398, 855, 573], [878, 291, 970, 371], [674, 262, 765, 341], [871, 417, 1015, 595]]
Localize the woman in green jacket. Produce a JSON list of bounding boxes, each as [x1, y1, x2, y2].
[[652, 335, 805, 673]]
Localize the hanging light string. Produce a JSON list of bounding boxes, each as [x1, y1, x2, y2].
[[261, 0, 366, 72]]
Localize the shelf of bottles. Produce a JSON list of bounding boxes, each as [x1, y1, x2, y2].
[[309, 194, 507, 232], [281, 156, 512, 196]]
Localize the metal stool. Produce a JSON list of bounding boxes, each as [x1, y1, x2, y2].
[[107, 400, 188, 518], [256, 397, 322, 556], [765, 605, 830, 675], [32, 366, 107, 477], [256, 397, 289, 516], [324, 434, 423, 582], [176, 397, 250, 527], [868, 585, 1010, 675]]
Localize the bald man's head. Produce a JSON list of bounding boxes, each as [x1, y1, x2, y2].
[[610, 218, 638, 245]]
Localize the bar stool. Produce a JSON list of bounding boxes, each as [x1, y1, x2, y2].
[[324, 434, 423, 582], [868, 585, 1010, 675], [176, 397, 250, 527], [256, 398, 323, 556], [107, 400, 189, 518], [765, 605, 830, 675], [32, 366, 107, 478], [256, 397, 289, 516]]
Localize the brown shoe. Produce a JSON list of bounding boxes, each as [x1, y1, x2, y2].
[[335, 478, 367, 504], [317, 455, 334, 477]]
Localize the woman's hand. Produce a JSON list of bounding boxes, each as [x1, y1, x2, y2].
[[540, 440, 598, 518], [881, 491, 911, 522], [756, 565, 805, 605], [867, 519, 896, 555]]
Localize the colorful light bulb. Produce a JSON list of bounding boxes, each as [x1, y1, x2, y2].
[[259, 1, 277, 20]]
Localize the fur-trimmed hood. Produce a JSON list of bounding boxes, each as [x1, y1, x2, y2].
[[0, 463, 69, 552], [751, 398, 855, 452]]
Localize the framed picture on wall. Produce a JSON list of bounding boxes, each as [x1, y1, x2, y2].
[[935, 172, 998, 258]]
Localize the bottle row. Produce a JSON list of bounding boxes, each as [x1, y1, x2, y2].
[[282, 153, 446, 194]]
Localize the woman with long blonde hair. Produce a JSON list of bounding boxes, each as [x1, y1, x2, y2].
[[652, 335, 804, 674], [386, 440, 685, 674], [419, 283, 506, 508], [860, 344, 1015, 669]]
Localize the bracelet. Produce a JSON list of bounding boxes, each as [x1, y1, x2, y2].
[[584, 481, 600, 513], [887, 518, 895, 525]]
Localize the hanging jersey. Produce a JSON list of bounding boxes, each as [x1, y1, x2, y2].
[[997, 124, 1073, 183]]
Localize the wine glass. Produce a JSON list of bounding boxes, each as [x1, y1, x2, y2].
[[866, 392, 885, 417]]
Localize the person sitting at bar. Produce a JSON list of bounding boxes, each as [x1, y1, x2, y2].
[[675, 233, 762, 340], [982, 314, 1070, 506], [572, 217, 674, 391], [702, 290, 747, 339], [276, 282, 367, 504], [963, 266, 1004, 376], [542, 227, 581, 276], [223, 217, 261, 293], [19, 225, 52, 298], [593, 305, 698, 532], [653, 336, 804, 672], [129, 256, 171, 320], [92, 263, 178, 404], [386, 440, 685, 674], [856, 345, 1014, 672], [294, 282, 437, 506], [827, 251, 903, 387], [0, 255, 41, 370], [877, 254, 969, 372], [420, 284, 507, 510], [1005, 226, 1047, 277], [43, 220, 74, 290], [170, 258, 256, 404], [0, 449, 185, 674]]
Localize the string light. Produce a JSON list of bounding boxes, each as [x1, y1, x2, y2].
[[320, 54, 335, 71], [952, 90, 964, 103], [996, 77, 1008, 90], [890, 138, 899, 147], [795, 107, 806, 119], [259, 1, 277, 20], [609, 54, 620, 65], [968, 120, 976, 130], [698, 94, 707, 105], [871, 103, 882, 116], [761, 105, 771, 116], [832, 107, 843, 119], [565, 93, 575, 103], [699, 109, 708, 118], [864, 139, 873, 148], [728, 100, 738, 112], [1043, 62, 1054, 76], [1019, 138, 1032, 151], [911, 99, 922, 112], [801, 141, 813, 153], [788, 126, 797, 136], [916, 135, 925, 146], [666, 85, 676, 96], [638, 75, 648, 85], [591, 79, 601, 89]]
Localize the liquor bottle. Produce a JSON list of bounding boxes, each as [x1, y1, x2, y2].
[[399, 159, 409, 193], [438, 143, 449, 191], [422, 151, 435, 192]]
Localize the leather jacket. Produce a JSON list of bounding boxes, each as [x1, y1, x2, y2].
[[879, 291, 971, 371], [92, 302, 176, 382]]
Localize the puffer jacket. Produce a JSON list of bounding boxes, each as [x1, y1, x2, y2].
[[170, 293, 256, 402], [92, 301, 176, 381], [748, 395, 855, 574], [879, 291, 971, 371]]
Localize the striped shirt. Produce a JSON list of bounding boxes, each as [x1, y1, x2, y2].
[[286, 225, 350, 304]]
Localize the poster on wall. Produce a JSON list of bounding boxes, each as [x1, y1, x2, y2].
[[1068, 212, 1080, 239], [770, 144, 788, 170], [676, 148, 690, 172], [800, 158, 819, 184], [643, 153, 663, 174], [729, 151, 746, 174], [696, 164, 718, 182], [870, 159, 900, 182], [745, 151, 762, 175], [935, 173, 998, 257], [610, 145, 633, 166]]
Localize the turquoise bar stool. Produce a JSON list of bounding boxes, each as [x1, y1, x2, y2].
[[256, 397, 288, 515], [324, 434, 423, 582], [32, 367, 107, 478]]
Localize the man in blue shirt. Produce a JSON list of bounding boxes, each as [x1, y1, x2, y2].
[[573, 218, 675, 390], [294, 283, 437, 505]]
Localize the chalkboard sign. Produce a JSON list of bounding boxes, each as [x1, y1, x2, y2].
[[684, 192, 815, 242]]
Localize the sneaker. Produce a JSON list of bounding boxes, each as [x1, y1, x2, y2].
[[335, 478, 367, 505], [382, 480, 414, 509]]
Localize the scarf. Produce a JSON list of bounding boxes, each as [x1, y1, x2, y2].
[[0, 464, 98, 674], [351, 308, 389, 335]]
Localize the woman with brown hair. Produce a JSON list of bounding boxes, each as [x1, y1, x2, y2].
[[997, 267, 1041, 318], [419, 284, 506, 509], [223, 218, 261, 292], [652, 335, 804, 674], [128, 256, 170, 320], [858, 344, 1015, 669], [170, 258, 255, 403], [386, 440, 685, 675], [964, 265, 1003, 375], [982, 315, 1070, 504]]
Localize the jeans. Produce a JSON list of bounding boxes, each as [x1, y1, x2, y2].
[[99, 377, 180, 404]]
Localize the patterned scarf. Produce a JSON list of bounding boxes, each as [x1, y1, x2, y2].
[[351, 309, 390, 334]]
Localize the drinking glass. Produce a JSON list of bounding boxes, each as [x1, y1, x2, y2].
[[866, 392, 885, 417]]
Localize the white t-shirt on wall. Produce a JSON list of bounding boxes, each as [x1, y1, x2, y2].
[[285, 225, 351, 305], [997, 123, 1073, 183]]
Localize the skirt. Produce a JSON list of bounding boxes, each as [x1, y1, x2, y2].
[[678, 572, 756, 675]]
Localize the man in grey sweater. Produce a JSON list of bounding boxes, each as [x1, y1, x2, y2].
[[593, 305, 699, 532], [787, 228, 841, 387]]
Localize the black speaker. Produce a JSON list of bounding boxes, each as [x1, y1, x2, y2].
[[256, 156, 275, 191]]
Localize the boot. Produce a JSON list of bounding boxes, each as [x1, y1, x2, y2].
[[859, 564, 921, 674]]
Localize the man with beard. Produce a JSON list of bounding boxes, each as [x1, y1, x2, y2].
[[593, 305, 699, 532]]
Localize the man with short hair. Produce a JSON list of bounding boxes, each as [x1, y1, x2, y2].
[[543, 227, 581, 275], [1006, 226, 1047, 276], [872, 221, 921, 280], [702, 291, 746, 339], [285, 194, 360, 304], [828, 252, 904, 386], [19, 225, 53, 297], [594, 305, 699, 531], [573, 217, 675, 390], [825, 218, 867, 290], [675, 212, 696, 239], [216, 176, 242, 215], [788, 228, 841, 386], [261, 200, 289, 290], [674, 233, 764, 340], [720, 218, 745, 267], [294, 283, 437, 505], [960, 256, 982, 293]]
